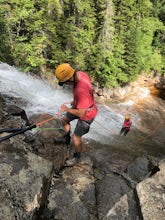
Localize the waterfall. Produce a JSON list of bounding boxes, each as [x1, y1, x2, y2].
[[0, 63, 130, 143], [0, 63, 73, 115]]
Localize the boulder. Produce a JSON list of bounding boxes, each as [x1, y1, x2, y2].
[[136, 159, 165, 220], [42, 157, 97, 220], [0, 144, 53, 220]]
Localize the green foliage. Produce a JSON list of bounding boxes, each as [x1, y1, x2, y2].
[[54, 0, 97, 70], [0, 0, 164, 88]]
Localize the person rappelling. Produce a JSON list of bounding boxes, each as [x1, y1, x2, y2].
[[120, 115, 132, 136], [54, 63, 98, 166]]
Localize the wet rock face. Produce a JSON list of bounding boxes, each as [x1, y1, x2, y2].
[[0, 97, 54, 219], [0, 82, 165, 220], [7, 104, 31, 126]]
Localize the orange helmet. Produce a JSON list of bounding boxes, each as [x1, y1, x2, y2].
[[55, 63, 75, 82], [125, 115, 130, 120]]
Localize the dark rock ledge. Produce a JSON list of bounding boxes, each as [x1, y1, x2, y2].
[[0, 94, 164, 220]]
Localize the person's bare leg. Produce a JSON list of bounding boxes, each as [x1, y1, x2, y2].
[[64, 134, 82, 166], [61, 116, 70, 133], [54, 116, 71, 144], [72, 134, 82, 153]]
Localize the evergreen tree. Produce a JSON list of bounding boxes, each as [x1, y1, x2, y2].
[[0, 13, 13, 63], [0, 0, 164, 86], [52, 0, 97, 71], [92, 0, 119, 88], [150, 0, 165, 74]]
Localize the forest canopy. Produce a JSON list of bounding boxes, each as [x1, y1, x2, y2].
[[0, 0, 164, 88]]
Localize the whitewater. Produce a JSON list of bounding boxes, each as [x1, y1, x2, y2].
[[0, 63, 140, 144]]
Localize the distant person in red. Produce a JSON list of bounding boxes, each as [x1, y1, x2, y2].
[[120, 115, 132, 136], [54, 63, 98, 166]]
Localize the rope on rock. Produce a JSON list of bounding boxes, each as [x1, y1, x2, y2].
[[0, 115, 59, 142], [36, 116, 56, 127], [0, 112, 164, 143], [34, 127, 63, 131], [0, 124, 36, 142], [136, 122, 164, 142]]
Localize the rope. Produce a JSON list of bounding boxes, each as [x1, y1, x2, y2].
[[0, 124, 36, 142], [94, 120, 111, 133], [0, 113, 63, 142], [0, 108, 164, 143], [35, 112, 65, 127], [136, 122, 164, 142], [34, 127, 63, 131], [95, 119, 165, 143], [36, 116, 56, 127]]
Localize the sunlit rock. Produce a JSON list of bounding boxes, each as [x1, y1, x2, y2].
[[136, 159, 165, 220]]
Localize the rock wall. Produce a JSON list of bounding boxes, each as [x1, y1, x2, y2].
[[0, 92, 165, 220], [94, 74, 165, 101], [137, 159, 165, 220]]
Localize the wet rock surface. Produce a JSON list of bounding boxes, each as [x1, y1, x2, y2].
[[0, 75, 165, 220]]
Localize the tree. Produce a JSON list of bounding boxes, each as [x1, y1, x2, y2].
[[51, 0, 97, 71], [0, 0, 164, 87], [151, 0, 165, 74], [0, 14, 13, 63]]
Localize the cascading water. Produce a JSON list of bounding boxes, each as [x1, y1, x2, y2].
[[1, 62, 165, 157], [0, 63, 124, 143], [0, 63, 72, 114]]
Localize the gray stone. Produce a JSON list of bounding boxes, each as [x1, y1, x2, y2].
[[136, 159, 165, 220], [43, 164, 97, 220], [103, 190, 140, 220], [96, 173, 132, 219], [0, 147, 53, 220], [125, 155, 159, 182]]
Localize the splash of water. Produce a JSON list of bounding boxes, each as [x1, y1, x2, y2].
[[0, 63, 72, 115], [0, 63, 130, 143]]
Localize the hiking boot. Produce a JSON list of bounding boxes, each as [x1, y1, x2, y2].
[[53, 168, 62, 178], [54, 132, 71, 145], [65, 152, 81, 167]]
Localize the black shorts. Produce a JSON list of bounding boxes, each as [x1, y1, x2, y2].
[[66, 112, 94, 137]]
